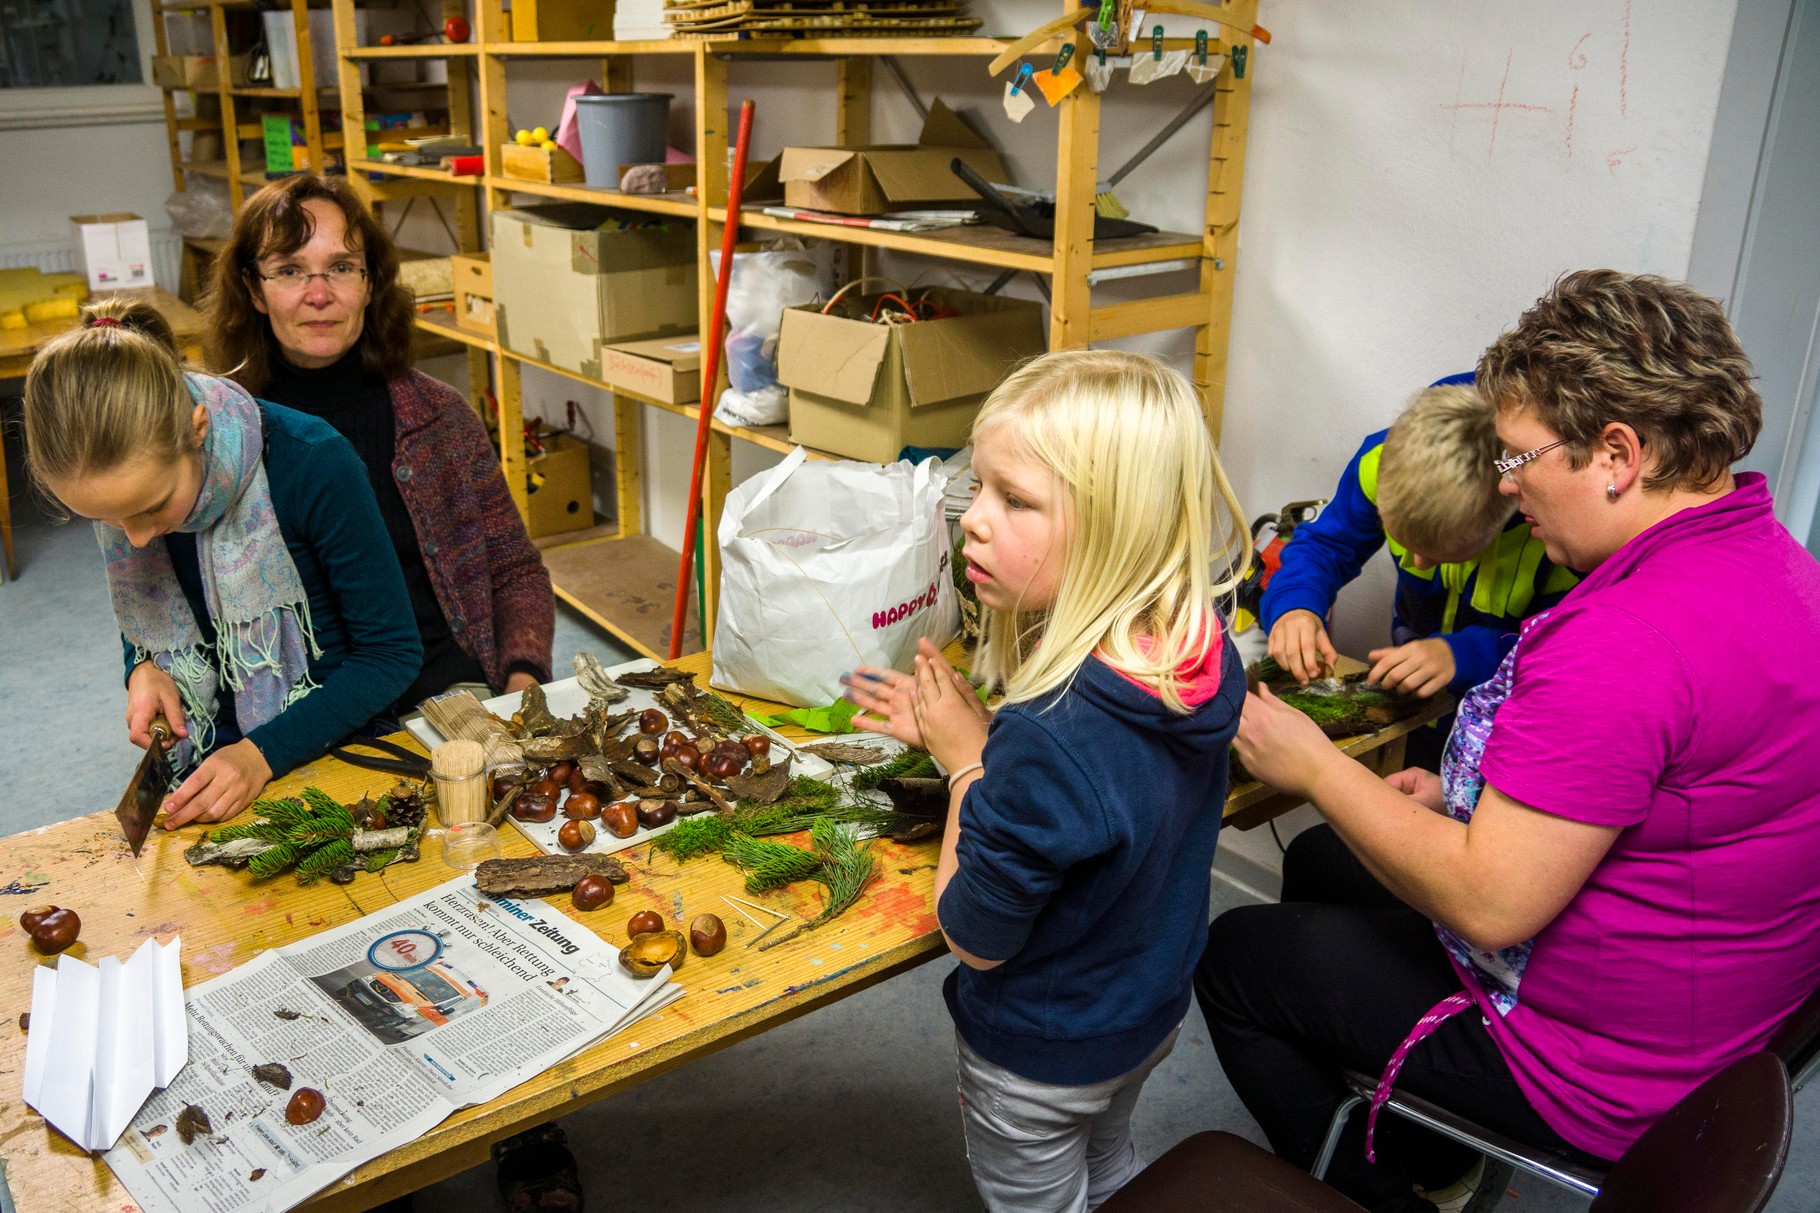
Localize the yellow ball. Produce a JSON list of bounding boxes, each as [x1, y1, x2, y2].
[[514, 129, 534, 145], [539, 140, 557, 150], [531, 126, 549, 142]]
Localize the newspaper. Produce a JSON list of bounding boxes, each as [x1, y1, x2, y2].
[[103, 876, 682, 1213]]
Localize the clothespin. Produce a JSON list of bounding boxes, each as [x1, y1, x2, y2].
[[1196, 30, 1208, 64], [1152, 24, 1164, 59], [1034, 42, 1082, 104], [1003, 63, 1037, 122], [1232, 44, 1248, 78], [1089, 0, 1118, 49], [1009, 63, 1034, 95]]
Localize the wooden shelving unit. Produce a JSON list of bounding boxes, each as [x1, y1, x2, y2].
[[324, 2, 1262, 662]]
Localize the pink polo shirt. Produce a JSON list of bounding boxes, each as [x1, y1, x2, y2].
[[1460, 474, 1820, 1159]]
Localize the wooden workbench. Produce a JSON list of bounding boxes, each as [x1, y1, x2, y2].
[[0, 287, 205, 380], [0, 649, 1439, 1212]]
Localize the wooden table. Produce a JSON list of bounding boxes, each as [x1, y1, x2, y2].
[[0, 649, 1440, 1213], [0, 287, 206, 584]]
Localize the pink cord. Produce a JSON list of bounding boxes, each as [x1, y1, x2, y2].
[[1365, 991, 1475, 1163]]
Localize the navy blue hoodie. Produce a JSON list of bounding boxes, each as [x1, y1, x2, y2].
[[939, 635, 1245, 1085]]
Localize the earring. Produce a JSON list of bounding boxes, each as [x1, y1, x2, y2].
[[1606, 483, 1619, 502]]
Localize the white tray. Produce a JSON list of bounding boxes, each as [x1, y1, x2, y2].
[[406, 657, 831, 857]]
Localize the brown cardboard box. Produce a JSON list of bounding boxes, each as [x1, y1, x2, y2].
[[491, 203, 696, 378], [526, 433, 595, 538], [777, 287, 1046, 463], [151, 53, 249, 89], [500, 142, 585, 184], [600, 335, 702, 405], [450, 253, 494, 335], [777, 101, 1006, 216], [511, 0, 614, 40]]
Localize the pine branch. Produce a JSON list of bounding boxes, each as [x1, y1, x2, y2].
[[247, 841, 304, 879], [296, 838, 355, 884], [758, 820, 876, 951], [206, 819, 289, 846], [852, 749, 938, 791], [721, 833, 822, 893]]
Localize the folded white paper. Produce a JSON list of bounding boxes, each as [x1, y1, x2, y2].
[[22, 937, 186, 1152]]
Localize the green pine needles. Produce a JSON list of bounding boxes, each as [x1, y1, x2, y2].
[[200, 786, 418, 885], [721, 833, 824, 893], [851, 748, 938, 791]]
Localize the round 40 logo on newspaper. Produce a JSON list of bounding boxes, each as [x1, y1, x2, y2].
[[367, 928, 443, 973]]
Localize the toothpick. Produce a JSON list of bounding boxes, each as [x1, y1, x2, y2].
[[725, 893, 789, 921], [720, 895, 766, 929], [743, 915, 793, 949]]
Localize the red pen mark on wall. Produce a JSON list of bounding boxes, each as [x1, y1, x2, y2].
[[1620, 0, 1632, 118], [1605, 147, 1636, 176], [1565, 34, 1590, 157], [1441, 49, 1553, 160]]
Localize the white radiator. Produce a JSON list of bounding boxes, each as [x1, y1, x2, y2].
[[0, 231, 184, 293]]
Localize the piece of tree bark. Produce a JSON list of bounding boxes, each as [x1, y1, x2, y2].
[[474, 854, 630, 898]]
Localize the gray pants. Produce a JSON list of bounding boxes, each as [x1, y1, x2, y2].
[[955, 1020, 1184, 1213]]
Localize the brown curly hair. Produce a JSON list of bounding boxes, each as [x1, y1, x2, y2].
[[1476, 269, 1761, 492], [205, 173, 415, 394]]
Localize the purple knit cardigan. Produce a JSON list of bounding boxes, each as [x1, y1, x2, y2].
[[388, 371, 555, 689]]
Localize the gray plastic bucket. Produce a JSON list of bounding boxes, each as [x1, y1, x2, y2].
[[574, 93, 672, 189]]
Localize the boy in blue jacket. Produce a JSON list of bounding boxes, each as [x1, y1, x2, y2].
[[1262, 377, 1576, 768]]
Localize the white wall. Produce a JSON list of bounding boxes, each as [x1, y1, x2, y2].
[[0, 116, 175, 251]]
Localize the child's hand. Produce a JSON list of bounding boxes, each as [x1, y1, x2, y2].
[[909, 638, 990, 773], [1234, 684, 1340, 800], [1366, 638, 1455, 698], [1268, 610, 1337, 683], [842, 665, 926, 748], [1385, 766, 1445, 812]]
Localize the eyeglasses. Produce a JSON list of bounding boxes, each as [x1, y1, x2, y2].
[[1494, 438, 1569, 477], [258, 264, 368, 294]]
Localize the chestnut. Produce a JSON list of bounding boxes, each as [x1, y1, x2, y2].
[[669, 747, 699, 773], [632, 737, 661, 765], [567, 767, 589, 793], [572, 873, 615, 911], [691, 736, 716, 757], [638, 708, 669, 735], [619, 931, 686, 978], [626, 910, 665, 937], [582, 779, 613, 799], [563, 791, 602, 820], [741, 734, 771, 758], [529, 778, 561, 799], [689, 913, 727, 957], [490, 772, 523, 801], [284, 1087, 326, 1126], [21, 905, 79, 954], [635, 799, 676, 830], [557, 820, 597, 852], [663, 730, 690, 752], [703, 753, 738, 780], [512, 793, 557, 823], [549, 761, 576, 786], [600, 802, 639, 839]]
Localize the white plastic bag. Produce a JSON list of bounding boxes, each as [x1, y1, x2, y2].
[[712, 447, 959, 708], [709, 242, 831, 428]]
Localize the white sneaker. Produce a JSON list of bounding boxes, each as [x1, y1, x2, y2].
[[1416, 1156, 1487, 1213]]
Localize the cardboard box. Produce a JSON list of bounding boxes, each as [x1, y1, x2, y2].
[[601, 335, 701, 405], [501, 142, 585, 184], [512, 0, 614, 41], [151, 53, 249, 89], [491, 203, 696, 378], [525, 433, 595, 538], [450, 253, 494, 335], [69, 214, 153, 290], [777, 287, 1047, 463], [777, 100, 1006, 216]]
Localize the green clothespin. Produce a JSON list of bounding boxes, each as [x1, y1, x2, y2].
[[1196, 29, 1208, 64], [1232, 44, 1248, 78], [1152, 24, 1164, 59], [1053, 42, 1075, 73], [1089, 0, 1117, 49]]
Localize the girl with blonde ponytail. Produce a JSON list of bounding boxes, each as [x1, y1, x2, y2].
[[23, 300, 419, 828], [842, 349, 1250, 1211]]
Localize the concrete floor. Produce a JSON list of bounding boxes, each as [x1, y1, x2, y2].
[[3, 422, 1814, 1212]]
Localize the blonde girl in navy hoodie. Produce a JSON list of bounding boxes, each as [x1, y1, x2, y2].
[[843, 349, 1251, 1213]]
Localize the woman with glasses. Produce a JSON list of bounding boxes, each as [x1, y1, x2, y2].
[[207, 174, 553, 728], [1198, 270, 1820, 1213]]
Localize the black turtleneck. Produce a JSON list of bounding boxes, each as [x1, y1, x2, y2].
[[261, 343, 488, 711]]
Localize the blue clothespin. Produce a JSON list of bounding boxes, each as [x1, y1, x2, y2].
[[1152, 25, 1164, 59], [1010, 63, 1035, 96]]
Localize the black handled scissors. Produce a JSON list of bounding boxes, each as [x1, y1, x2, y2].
[[330, 736, 432, 777]]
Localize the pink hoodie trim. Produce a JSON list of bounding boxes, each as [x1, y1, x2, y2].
[[1101, 617, 1227, 706]]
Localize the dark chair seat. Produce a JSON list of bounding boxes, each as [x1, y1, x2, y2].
[[1098, 1131, 1364, 1213]]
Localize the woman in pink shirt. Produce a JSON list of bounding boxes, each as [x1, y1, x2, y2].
[[1203, 270, 1820, 1213]]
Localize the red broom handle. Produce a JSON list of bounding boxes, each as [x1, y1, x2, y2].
[[670, 99, 756, 659]]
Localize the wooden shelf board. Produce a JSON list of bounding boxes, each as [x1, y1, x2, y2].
[[531, 521, 620, 551], [707, 36, 1013, 57], [541, 533, 704, 660], [481, 40, 698, 57], [497, 346, 835, 461], [348, 158, 472, 184], [415, 308, 498, 352], [344, 43, 482, 59], [486, 176, 697, 217]]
